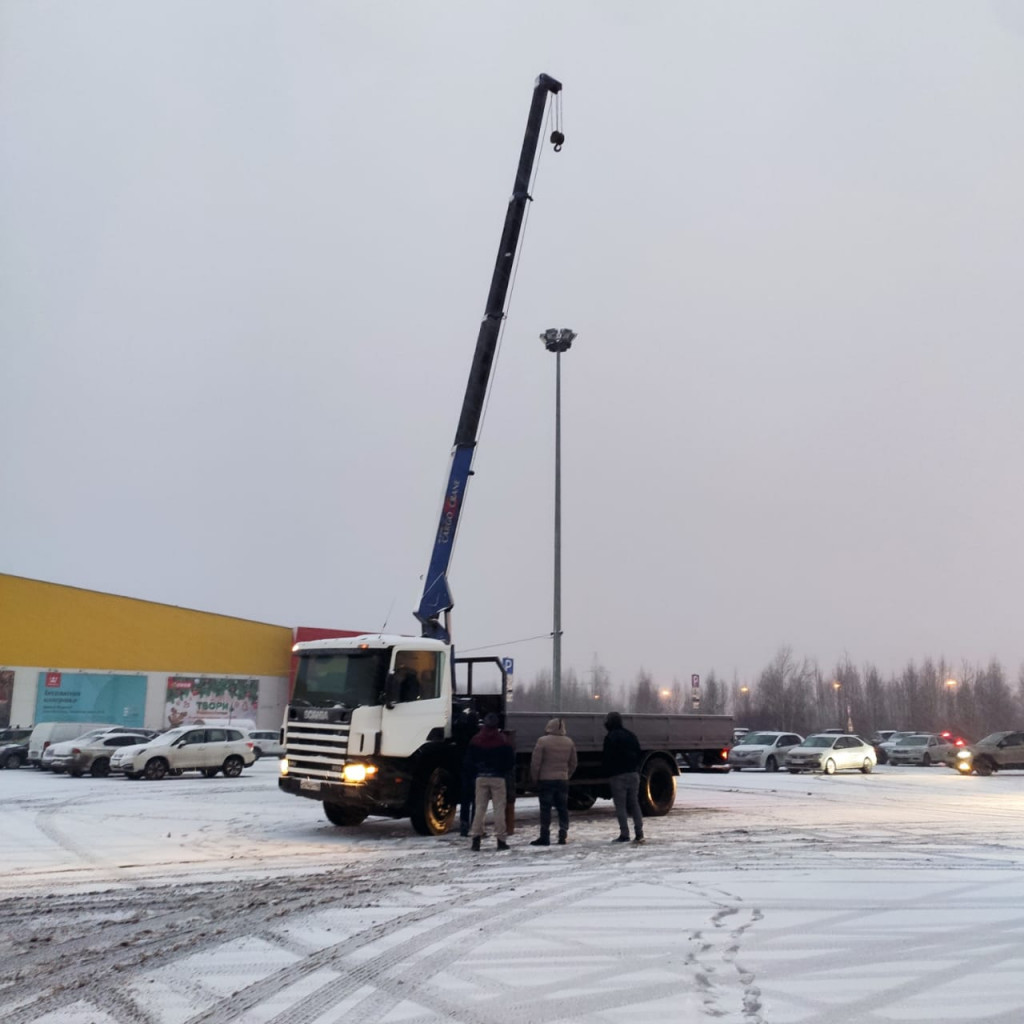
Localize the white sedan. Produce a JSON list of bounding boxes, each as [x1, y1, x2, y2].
[[727, 731, 804, 772], [785, 734, 877, 775]]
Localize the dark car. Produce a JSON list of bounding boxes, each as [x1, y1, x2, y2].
[[0, 741, 29, 770], [0, 727, 33, 745]]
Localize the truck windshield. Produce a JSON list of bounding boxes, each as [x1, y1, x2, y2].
[[292, 650, 389, 709]]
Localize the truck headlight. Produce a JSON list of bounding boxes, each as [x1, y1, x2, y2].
[[280, 758, 289, 776], [342, 763, 378, 783], [956, 750, 971, 760]]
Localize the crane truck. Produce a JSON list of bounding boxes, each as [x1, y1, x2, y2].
[[278, 74, 733, 835]]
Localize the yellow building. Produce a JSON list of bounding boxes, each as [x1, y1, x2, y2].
[[0, 574, 299, 731]]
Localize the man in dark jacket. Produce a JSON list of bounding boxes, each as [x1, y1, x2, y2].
[[602, 711, 645, 844], [467, 713, 515, 851]]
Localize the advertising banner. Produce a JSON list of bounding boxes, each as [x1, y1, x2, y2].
[[165, 676, 259, 728], [34, 672, 146, 726], [0, 670, 13, 728]]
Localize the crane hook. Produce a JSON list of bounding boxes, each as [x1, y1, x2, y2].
[[550, 130, 564, 152]]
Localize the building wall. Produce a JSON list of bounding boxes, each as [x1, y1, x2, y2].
[[1, 575, 292, 674], [0, 575, 299, 731]]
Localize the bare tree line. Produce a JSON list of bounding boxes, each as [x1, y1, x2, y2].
[[512, 647, 1024, 740]]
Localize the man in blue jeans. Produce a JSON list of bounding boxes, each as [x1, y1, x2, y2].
[[602, 711, 645, 844], [528, 718, 578, 846]]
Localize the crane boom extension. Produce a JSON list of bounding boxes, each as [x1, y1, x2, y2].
[[414, 73, 563, 642]]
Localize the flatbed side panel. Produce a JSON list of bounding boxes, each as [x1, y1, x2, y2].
[[505, 712, 733, 754]]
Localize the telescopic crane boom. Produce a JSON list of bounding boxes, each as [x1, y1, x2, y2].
[[414, 73, 563, 643]]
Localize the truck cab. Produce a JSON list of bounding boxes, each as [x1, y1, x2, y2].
[[280, 635, 463, 831]]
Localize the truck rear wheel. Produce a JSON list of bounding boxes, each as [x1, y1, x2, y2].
[[410, 766, 457, 836], [324, 802, 368, 827], [639, 757, 676, 816]]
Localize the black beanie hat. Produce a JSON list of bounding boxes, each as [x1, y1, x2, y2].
[[604, 711, 623, 731]]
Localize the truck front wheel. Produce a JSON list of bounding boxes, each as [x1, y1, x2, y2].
[[324, 802, 368, 827], [639, 758, 676, 816], [410, 767, 457, 836]]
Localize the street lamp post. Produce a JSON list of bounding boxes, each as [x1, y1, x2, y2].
[[945, 678, 958, 724], [541, 327, 577, 711]]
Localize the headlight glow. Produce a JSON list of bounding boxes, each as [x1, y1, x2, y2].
[[957, 750, 971, 760], [280, 757, 289, 776], [342, 763, 378, 783]]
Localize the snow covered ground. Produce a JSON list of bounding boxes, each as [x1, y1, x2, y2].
[[3, 759, 1024, 1023]]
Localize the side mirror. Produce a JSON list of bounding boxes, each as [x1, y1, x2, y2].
[[383, 672, 399, 710]]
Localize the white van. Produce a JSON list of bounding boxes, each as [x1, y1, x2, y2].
[[27, 722, 118, 767]]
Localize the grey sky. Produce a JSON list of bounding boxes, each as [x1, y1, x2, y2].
[[3, 2, 1023, 691]]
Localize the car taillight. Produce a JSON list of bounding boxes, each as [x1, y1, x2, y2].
[[71, 748, 81, 755], [246, 742, 254, 749], [955, 738, 965, 746]]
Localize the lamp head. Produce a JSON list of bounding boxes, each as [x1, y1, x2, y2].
[[541, 328, 577, 353]]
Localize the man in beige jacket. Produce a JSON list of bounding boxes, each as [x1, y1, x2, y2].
[[529, 718, 578, 846]]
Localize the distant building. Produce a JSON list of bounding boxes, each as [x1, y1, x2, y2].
[[0, 574, 360, 731]]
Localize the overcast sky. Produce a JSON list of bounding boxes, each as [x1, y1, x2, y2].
[[3, 2, 1024, 692]]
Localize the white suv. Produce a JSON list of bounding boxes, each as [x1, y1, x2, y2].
[[110, 726, 256, 780]]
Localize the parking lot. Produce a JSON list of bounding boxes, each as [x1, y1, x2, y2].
[[4, 759, 1024, 1023]]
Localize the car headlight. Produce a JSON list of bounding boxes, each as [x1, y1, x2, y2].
[[956, 750, 971, 760]]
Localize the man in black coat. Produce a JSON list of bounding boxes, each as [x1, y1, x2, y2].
[[453, 707, 480, 836], [602, 711, 645, 844]]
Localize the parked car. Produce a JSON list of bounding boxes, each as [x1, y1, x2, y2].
[[245, 729, 284, 759], [869, 730, 898, 765], [874, 731, 919, 765], [109, 726, 256, 780], [785, 734, 877, 775], [28, 722, 122, 767], [48, 730, 159, 777], [0, 727, 33, 744], [726, 731, 804, 772], [888, 733, 956, 766], [42, 727, 157, 772], [953, 731, 1024, 776], [0, 741, 28, 770]]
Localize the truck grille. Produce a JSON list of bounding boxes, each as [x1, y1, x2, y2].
[[285, 720, 350, 780]]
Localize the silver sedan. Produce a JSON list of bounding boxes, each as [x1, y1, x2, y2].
[[785, 734, 877, 775]]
